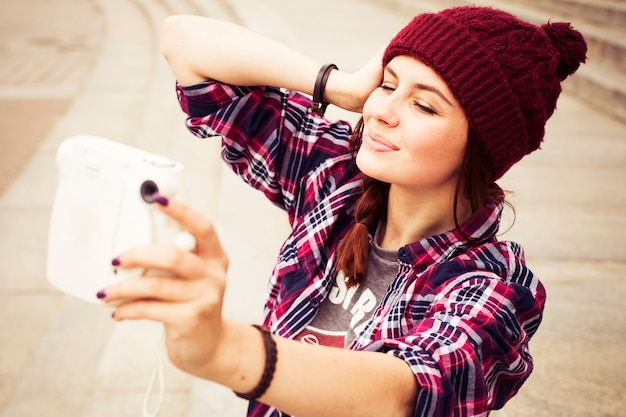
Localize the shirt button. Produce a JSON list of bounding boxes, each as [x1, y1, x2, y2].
[[310, 298, 321, 307], [398, 248, 410, 263]]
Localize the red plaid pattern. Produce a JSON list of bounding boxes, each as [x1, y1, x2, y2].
[[177, 80, 546, 417]]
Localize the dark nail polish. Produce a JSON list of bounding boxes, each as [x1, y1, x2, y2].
[[112, 258, 121, 266], [152, 193, 169, 207], [96, 289, 107, 299], [111, 311, 116, 319]]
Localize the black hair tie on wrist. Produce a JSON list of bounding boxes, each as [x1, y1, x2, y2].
[[234, 325, 277, 401], [309, 63, 338, 117]]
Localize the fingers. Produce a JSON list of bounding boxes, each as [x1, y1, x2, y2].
[[99, 197, 229, 324], [108, 268, 211, 299], [112, 297, 219, 327], [112, 299, 177, 324], [104, 272, 221, 304], [102, 243, 227, 304], [104, 272, 225, 324], [115, 244, 208, 280], [152, 196, 228, 266]]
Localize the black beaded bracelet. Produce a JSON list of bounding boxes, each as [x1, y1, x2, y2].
[[309, 63, 338, 116], [234, 325, 277, 401]]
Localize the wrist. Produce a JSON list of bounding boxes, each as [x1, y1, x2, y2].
[[309, 64, 338, 116], [234, 325, 277, 400], [209, 321, 267, 394], [324, 70, 368, 113]]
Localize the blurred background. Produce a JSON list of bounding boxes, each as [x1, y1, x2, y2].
[[0, 0, 624, 416]]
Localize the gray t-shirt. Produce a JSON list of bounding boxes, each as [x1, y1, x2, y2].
[[294, 233, 398, 348]]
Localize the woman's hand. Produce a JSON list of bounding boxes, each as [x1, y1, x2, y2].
[[98, 197, 418, 415], [99, 197, 237, 380], [326, 48, 385, 113]]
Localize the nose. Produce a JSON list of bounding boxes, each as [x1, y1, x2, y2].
[[369, 91, 400, 127]]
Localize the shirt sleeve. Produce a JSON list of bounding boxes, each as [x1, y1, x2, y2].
[[376, 270, 545, 417], [176, 80, 353, 218]]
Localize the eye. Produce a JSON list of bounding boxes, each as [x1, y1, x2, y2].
[[379, 82, 395, 92], [413, 101, 438, 116]]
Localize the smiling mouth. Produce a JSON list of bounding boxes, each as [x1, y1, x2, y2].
[[362, 131, 400, 152]]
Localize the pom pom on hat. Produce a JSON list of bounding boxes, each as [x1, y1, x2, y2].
[[542, 21, 588, 81], [383, 6, 587, 180]]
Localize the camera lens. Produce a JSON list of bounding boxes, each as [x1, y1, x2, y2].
[[140, 180, 158, 203]]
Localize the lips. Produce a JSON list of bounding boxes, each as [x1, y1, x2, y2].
[[362, 131, 400, 152]]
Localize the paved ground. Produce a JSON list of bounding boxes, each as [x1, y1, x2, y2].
[[0, 0, 624, 416]]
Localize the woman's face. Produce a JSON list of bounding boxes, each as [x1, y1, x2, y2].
[[357, 56, 469, 193]]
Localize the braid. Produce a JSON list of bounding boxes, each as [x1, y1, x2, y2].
[[336, 176, 389, 287]]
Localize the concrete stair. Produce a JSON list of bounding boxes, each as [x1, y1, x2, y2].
[[0, 0, 257, 416], [373, 0, 626, 124]]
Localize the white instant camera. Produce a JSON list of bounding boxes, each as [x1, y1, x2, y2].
[[47, 135, 193, 304]]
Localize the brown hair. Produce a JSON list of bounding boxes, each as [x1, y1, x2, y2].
[[335, 120, 503, 287]]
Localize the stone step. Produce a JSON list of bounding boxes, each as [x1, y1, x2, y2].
[[0, 0, 225, 415], [506, 0, 626, 33]]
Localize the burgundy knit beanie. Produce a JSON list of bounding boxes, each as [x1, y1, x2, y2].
[[383, 6, 587, 180]]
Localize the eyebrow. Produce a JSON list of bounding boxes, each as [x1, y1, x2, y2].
[[414, 83, 453, 107], [385, 66, 454, 107]]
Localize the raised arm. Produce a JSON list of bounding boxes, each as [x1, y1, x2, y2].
[[160, 15, 383, 112]]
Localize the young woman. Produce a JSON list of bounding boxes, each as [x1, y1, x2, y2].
[[98, 6, 587, 417]]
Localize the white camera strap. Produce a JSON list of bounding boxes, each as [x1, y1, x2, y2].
[[142, 329, 166, 417]]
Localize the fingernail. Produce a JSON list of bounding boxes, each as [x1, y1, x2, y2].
[[112, 258, 121, 266], [152, 193, 169, 207], [96, 289, 107, 299], [111, 311, 116, 319]]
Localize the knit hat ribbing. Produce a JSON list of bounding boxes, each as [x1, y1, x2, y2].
[[383, 6, 587, 180]]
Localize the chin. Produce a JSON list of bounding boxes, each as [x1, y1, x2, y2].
[[355, 151, 391, 183]]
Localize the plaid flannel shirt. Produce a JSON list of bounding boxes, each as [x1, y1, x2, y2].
[[176, 80, 546, 417]]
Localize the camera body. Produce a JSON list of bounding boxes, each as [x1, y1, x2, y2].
[[47, 135, 188, 304]]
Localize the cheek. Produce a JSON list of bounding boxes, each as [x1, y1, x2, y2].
[[354, 146, 373, 173], [354, 144, 392, 181], [422, 117, 468, 154], [438, 134, 466, 169], [447, 122, 470, 161], [405, 124, 468, 172]]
